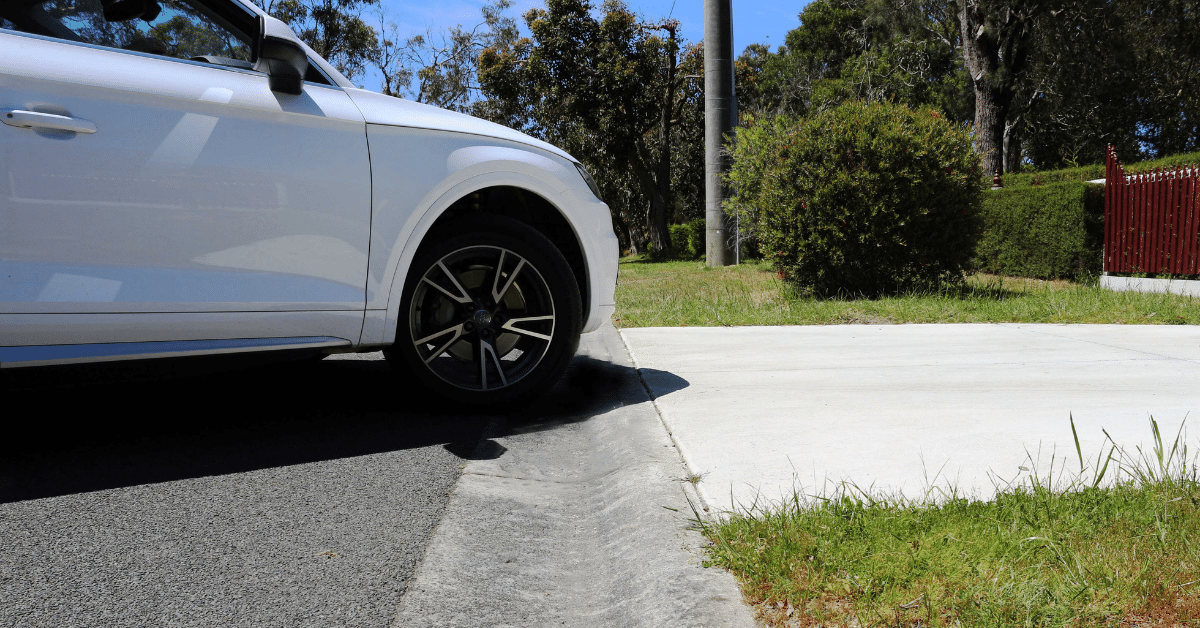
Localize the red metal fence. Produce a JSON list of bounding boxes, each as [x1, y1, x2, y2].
[[1105, 145, 1200, 274]]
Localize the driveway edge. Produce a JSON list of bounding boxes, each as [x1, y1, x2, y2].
[[617, 328, 720, 516]]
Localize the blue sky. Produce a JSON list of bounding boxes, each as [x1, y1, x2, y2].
[[360, 0, 812, 92]]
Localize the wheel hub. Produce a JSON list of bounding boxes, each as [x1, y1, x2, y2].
[[472, 309, 494, 328]]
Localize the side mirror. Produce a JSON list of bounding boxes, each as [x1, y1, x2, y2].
[[253, 15, 309, 95]]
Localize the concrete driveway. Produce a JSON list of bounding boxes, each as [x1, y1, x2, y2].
[[619, 324, 1200, 514]]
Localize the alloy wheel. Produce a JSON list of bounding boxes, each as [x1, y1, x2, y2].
[[408, 244, 556, 392]]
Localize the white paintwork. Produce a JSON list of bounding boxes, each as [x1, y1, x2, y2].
[[621, 325, 1200, 514], [344, 88, 572, 161], [0, 32, 371, 333], [0, 0, 617, 367], [1101, 274, 1200, 298]]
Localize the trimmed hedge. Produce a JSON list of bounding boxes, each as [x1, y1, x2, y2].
[[726, 101, 983, 297], [972, 182, 1105, 280], [1000, 150, 1200, 190], [972, 151, 1198, 280]]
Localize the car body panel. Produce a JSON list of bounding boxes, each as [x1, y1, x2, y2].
[[0, 334, 351, 368], [343, 87, 571, 160], [0, 310, 363, 351], [0, 30, 371, 345]]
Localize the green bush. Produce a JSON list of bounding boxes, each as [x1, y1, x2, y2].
[[726, 101, 983, 297], [668, 218, 705, 260], [972, 182, 1105, 280]]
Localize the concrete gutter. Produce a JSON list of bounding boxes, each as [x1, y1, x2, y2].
[[391, 323, 756, 628]]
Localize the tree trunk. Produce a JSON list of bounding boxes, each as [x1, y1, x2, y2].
[[629, 146, 666, 254], [958, 0, 1026, 176], [1002, 118, 1021, 173], [646, 27, 679, 255], [972, 84, 1006, 176], [646, 180, 670, 253], [610, 208, 632, 255]]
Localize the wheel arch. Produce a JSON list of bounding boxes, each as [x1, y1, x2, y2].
[[420, 186, 589, 317], [376, 173, 591, 347]]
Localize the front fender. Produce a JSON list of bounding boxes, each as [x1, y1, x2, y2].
[[379, 173, 588, 346], [360, 124, 604, 346]]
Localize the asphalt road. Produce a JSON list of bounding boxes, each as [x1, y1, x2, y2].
[[0, 351, 491, 628]]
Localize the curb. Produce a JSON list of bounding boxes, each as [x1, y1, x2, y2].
[[391, 324, 756, 627]]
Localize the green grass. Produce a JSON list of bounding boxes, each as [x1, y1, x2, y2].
[[691, 417, 1200, 628], [613, 257, 1200, 328]]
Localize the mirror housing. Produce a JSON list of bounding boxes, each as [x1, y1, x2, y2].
[[253, 15, 308, 95]]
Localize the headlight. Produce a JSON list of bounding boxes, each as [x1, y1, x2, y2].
[[574, 162, 604, 203]]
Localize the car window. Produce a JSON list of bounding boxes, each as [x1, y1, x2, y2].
[[1, 0, 251, 64]]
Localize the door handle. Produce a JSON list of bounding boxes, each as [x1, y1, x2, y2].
[[2, 109, 97, 134]]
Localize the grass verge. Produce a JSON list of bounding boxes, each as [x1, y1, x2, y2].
[[614, 257, 1200, 327], [691, 417, 1200, 628]]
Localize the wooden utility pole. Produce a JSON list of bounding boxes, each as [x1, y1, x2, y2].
[[704, 0, 735, 266]]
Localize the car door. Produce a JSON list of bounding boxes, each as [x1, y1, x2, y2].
[[0, 0, 371, 352]]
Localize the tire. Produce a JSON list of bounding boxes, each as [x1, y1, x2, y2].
[[383, 215, 582, 408]]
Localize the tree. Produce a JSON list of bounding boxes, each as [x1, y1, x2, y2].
[[950, 0, 1146, 173], [372, 0, 518, 110], [952, 0, 1196, 169], [1014, 0, 1141, 167], [1126, 0, 1200, 157], [737, 0, 871, 118], [744, 0, 1195, 174], [479, 0, 698, 254], [954, 0, 1045, 175], [834, 0, 971, 122], [881, 0, 1149, 171], [670, 46, 707, 227]]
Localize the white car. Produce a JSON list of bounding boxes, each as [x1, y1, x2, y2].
[[0, 0, 618, 406]]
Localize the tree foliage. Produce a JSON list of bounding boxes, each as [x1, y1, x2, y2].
[[742, 0, 1199, 173], [478, 0, 702, 254], [371, 0, 518, 109], [1126, 0, 1200, 157]]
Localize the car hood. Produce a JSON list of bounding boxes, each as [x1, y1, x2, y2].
[[343, 88, 573, 162]]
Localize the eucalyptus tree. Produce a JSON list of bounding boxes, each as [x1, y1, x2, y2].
[[371, 0, 518, 110], [479, 0, 701, 254]]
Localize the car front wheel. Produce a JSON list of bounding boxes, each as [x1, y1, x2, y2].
[[384, 215, 582, 408]]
